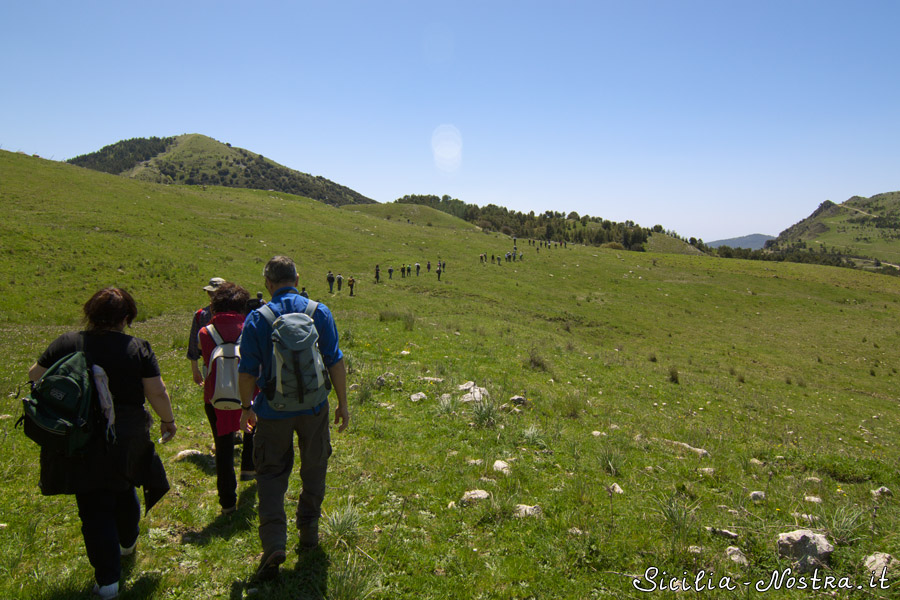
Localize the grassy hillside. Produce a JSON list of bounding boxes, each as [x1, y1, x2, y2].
[[646, 232, 705, 255], [770, 192, 900, 265], [68, 134, 376, 207], [344, 202, 479, 231], [2, 150, 900, 599]]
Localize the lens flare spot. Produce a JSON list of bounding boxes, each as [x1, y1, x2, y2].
[[431, 124, 462, 172]]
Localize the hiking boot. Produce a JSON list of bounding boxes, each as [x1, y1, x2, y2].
[[221, 505, 236, 516], [240, 470, 256, 482], [299, 520, 319, 550], [254, 548, 286, 581], [92, 582, 119, 599]]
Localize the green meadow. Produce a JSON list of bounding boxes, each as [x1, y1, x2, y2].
[[1, 150, 898, 599]]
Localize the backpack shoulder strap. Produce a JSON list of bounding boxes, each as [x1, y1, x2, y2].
[[258, 304, 278, 326], [205, 324, 224, 346], [304, 300, 318, 318]]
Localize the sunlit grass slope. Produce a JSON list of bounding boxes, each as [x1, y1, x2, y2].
[[1, 150, 899, 599]]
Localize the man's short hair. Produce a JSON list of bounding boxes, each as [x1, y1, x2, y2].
[[264, 256, 297, 284]]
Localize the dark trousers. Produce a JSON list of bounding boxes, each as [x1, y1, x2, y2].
[[254, 405, 331, 554], [204, 403, 255, 509], [76, 487, 140, 586]]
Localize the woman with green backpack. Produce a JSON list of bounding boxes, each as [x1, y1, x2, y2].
[[27, 287, 176, 599]]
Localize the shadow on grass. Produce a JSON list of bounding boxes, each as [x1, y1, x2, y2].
[[33, 571, 162, 600], [177, 451, 217, 476], [180, 485, 258, 546], [229, 547, 330, 600]]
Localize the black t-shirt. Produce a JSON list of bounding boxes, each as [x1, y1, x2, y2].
[[38, 330, 160, 408]]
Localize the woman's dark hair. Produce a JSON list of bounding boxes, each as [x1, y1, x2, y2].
[[210, 282, 250, 315], [83, 288, 138, 330]]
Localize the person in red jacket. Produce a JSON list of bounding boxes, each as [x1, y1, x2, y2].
[[199, 282, 256, 514]]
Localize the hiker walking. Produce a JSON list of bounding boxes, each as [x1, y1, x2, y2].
[[415, 262, 420, 276], [27, 288, 176, 599], [406, 264, 412, 277], [375, 264, 380, 284], [188, 277, 225, 386], [300, 287, 309, 298], [326, 271, 335, 293], [348, 276, 355, 296], [336, 274, 343, 292], [198, 282, 256, 515], [426, 261, 431, 272], [388, 266, 394, 280], [436, 264, 442, 281], [238, 256, 349, 581]]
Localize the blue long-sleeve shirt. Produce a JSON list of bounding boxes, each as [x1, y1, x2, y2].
[[239, 287, 343, 418]]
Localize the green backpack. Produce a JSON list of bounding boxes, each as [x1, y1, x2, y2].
[[19, 344, 98, 456]]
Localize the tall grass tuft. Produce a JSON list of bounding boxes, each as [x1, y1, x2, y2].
[[323, 499, 363, 550], [378, 309, 415, 330], [668, 366, 679, 384], [521, 424, 547, 449], [823, 505, 867, 545], [329, 554, 380, 600], [599, 445, 626, 476], [526, 348, 549, 371], [471, 399, 499, 428], [436, 394, 456, 416]]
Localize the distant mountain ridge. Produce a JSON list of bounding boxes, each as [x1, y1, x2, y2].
[[67, 134, 376, 207], [708, 234, 775, 250]]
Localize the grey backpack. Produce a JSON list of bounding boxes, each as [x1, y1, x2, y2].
[[257, 301, 331, 412]]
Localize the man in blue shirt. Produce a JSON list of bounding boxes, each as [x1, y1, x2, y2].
[[238, 256, 349, 581]]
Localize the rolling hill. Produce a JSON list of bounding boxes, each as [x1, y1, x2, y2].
[[768, 192, 900, 264], [67, 133, 376, 207], [2, 150, 900, 598]]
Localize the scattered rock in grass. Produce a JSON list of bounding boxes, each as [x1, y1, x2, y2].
[[0, 414, 12, 420], [479, 477, 496, 485], [467, 459, 483, 466], [699, 468, 715, 476], [400, 350, 410, 356], [447, 501, 457, 509], [863, 553, 895, 578], [659, 438, 710, 458], [871, 486, 893, 498], [750, 491, 766, 502], [493, 460, 511, 475], [591, 431, 604, 437], [458, 381, 475, 391], [410, 392, 426, 402], [726, 546, 749, 566], [608, 483, 624, 495], [513, 504, 541, 518], [804, 477, 822, 484], [777, 529, 833, 573], [174, 449, 205, 461], [688, 546, 703, 554], [348, 383, 360, 391], [568, 527, 585, 536], [706, 527, 739, 540], [609, 424, 620, 430], [375, 372, 400, 389], [461, 490, 490, 504], [749, 458, 765, 467], [804, 496, 823, 504], [791, 512, 820, 524], [460, 386, 489, 403], [420, 377, 444, 383], [441, 393, 452, 402], [510, 395, 527, 406]]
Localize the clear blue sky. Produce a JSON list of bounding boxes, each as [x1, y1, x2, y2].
[[3, 1, 898, 241]]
